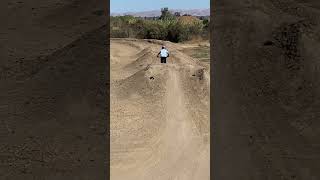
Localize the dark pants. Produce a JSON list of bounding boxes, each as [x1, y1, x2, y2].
[[160, 57, 167, 63]]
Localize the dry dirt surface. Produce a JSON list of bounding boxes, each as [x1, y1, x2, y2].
[[1, 0, 107, 179], [213, 0, 320, 179], [110, 38, 210, 180]]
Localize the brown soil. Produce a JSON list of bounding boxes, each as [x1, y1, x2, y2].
[[110, 38, 210, 180]]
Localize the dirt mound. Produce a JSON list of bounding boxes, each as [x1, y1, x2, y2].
[[2, 0, 106, 84], [115, 65, 168, 100], [178, 16, 201, 25], [124, 47, 156, 70], [0, 25, 107, 179], [213, 0, 320, 179], [111, 38, 210, 180]]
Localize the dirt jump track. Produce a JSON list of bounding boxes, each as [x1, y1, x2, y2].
[[110, 39, 210, 180], [4, 0, 320, 179]]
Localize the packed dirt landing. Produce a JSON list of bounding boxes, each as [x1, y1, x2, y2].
[[110, 38, 210, 180]]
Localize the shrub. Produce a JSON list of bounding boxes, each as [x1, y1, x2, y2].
[[167, 22, 188, 42], [144, 21, 168, 40]]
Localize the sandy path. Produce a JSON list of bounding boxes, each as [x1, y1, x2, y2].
[[144, 67, 209, 180], [110, 39, 210, 180]]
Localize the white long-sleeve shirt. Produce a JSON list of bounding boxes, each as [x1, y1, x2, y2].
[[159, 49, 169, 57]]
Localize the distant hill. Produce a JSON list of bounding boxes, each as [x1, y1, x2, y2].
[[111, 8, 210, 17]]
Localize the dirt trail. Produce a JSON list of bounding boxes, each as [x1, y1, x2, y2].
[[110, 38, 210, 180]]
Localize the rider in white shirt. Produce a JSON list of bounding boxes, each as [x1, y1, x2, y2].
[[157, 46, 170, 63]]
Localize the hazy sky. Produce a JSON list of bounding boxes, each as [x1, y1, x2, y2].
[[111, 0, 210, 13]]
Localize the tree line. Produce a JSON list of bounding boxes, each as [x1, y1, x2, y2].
[[110, 8, 210, 43]]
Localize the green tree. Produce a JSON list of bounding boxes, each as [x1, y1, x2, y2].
[[189, 21, 204, 35], [167, 22, 189, 42], [174, 12, 181, 17], [160, 7, 176, 21], [203, 19, 209, 28]]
